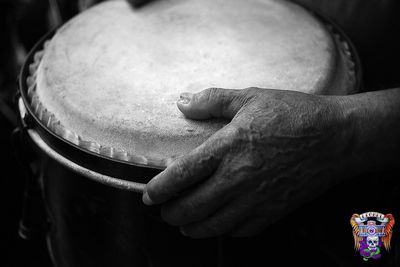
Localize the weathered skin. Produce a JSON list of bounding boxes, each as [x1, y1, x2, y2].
[[143, 86, 400, 238], [142, 87, 355, 237]]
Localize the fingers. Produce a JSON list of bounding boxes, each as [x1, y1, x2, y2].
[[160, 164, 237, 226], [177, 88, 253, 120], [179, 201, 248, 238], [177, 205, 270, 238], [143, 143, 220, 205], [229, 217, 268, 237], [160, 182, 226, 227]]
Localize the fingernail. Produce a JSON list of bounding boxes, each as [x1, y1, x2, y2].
[[142, 191, 154, 206], [180, 227, 188, 236], [178, 92, 193, 105]]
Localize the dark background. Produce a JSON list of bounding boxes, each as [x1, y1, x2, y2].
[[1, 0, 400, 266], [1, 1, 80, 266]]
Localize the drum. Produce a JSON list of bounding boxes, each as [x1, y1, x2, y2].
[[16, 0, 361, 266]]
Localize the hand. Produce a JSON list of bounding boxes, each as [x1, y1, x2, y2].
[[142, 87, 354, 238]]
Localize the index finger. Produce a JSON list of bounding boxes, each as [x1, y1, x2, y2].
[[142, 144, 220, 205]]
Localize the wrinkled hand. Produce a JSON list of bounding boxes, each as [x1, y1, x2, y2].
[[142, 87, 354, 238]]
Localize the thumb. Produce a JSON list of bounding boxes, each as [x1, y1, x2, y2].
[[177, 87, 252, 120]]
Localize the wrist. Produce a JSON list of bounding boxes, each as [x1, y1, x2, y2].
[[331, 89, 400, 175], [322, 95, 361, 180]]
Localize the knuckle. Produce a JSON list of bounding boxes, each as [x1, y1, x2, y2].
[[225, 124, 247, 143], [243, 87, 259, 96], [201, 87, 222, 103], [242, 87, 262, 102], [173, 159, 190, 182], [227, 124, 242, 136]]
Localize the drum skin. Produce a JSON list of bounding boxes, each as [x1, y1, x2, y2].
[[43, 155, 219, 267], [34, 0, 356, 167]]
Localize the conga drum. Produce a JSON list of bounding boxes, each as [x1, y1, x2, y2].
[[17, 0, 361, 266]]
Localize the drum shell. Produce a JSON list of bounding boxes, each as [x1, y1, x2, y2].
[[41, 154, 219, 267], [16, 28, 220, 267]]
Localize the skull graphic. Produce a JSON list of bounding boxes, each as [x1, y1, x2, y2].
[[366, 236, 379, 251]]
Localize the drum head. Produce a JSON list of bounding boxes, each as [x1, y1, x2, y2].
[[28, 0, 356, 167]]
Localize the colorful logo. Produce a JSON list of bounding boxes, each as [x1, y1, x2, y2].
[[350, 212, 395, 261]]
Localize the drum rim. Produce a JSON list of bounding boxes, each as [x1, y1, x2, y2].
[[19, 30, 163, 183], [18, 6, 362, 182], [311, 9, 363, 93]]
